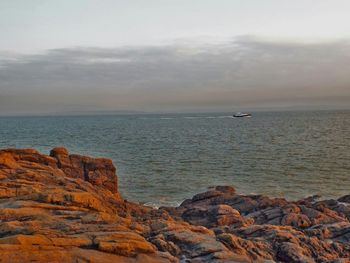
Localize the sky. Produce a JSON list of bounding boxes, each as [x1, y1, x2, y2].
[[1, 0, 350, 115]]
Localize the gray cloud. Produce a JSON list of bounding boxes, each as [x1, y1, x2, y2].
[[1, 37, 350, 115]]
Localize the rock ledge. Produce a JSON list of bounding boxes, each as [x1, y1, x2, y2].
[[0, 148, 349, 263]]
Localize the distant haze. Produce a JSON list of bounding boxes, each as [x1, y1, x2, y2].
[[1, 1, 350, 115]]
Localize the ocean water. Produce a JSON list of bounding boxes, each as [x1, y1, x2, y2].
[[0, 110, 349, 206]]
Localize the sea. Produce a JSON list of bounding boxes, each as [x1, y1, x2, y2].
[[0, 110, 349, 207]]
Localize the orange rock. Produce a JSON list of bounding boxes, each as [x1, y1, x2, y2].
[[0, 234, 52, 246], [50, 236, 92, 247], [94, 232, 156, 256], [0, 147, 349, 263], [0, 152, 19, 169]]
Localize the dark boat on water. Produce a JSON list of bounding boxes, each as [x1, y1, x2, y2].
[[233, 112, 252, 118]]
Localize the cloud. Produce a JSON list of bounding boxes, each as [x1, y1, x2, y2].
[[1, 37, 350, 115]]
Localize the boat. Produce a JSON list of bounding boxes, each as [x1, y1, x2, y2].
[[233, 112, 251, 118]]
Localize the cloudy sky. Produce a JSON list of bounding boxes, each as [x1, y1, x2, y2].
[[1, 0, 350, 115]]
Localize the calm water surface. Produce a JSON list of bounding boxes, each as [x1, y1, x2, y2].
[[0, 110, 349, 206]]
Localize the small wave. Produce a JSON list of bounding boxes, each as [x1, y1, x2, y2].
[[183, 116, 233, 119], [217, 116, 234, 118], [144, 200, 184, 208]]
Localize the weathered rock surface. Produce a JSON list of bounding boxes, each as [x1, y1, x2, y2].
[[0, 148, 349, 262]]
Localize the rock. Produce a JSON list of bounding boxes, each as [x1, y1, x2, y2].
[[0, 147, 349, 262], [0, 152, 19, 169], [182, 204, 248, 228], [216, 233, 273, 261], [281, 213, 311, 228], [338, 195, 350, 203], [50, 147, 69, 156], [94, 232, 156, 256], [305, 222, 350, 243], [0, 234, 52, 246], [0, 148, 169, 262], [276, 242, 314, 263], [215, 186, 236, 194], [0, 245, 172, 263], [162, 229, 232, 258], [208, 205, 242, 226], [49, 147, 118, 194], [191, 190, 223, 202]]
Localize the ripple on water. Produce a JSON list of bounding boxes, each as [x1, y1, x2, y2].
[[0, 110, 349, 206]]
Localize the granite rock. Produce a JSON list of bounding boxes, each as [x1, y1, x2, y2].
[[0, 148, 349, 262]]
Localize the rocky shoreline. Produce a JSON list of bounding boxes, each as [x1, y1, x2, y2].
[[0, 148, 349, 262]]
